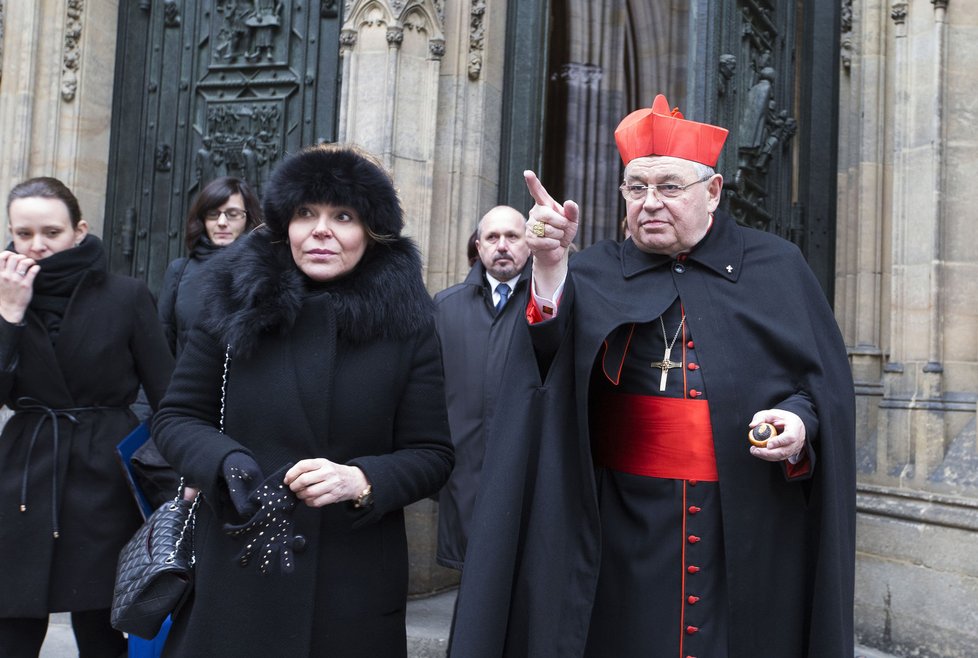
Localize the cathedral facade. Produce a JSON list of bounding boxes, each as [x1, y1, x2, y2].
[[0, 1, 974, 655]]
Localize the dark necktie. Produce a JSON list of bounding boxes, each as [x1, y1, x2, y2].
[[495, 283, 511, 313]]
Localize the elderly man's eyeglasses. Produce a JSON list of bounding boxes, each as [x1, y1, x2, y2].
[[204, 208, 247, 221], [619, 175, 712, 201]]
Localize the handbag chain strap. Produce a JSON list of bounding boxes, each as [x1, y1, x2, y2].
[[167, 344, 232, 567]]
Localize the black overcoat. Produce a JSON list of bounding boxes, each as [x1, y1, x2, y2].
[[0, 268, 174, 616], [433, 262, 530, 569], [157, 255, 205, 357], [153, 230, 454, 657], [450, 211, 856, 658]]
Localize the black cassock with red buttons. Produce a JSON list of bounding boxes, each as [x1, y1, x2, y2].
[[451, 210, 856, 658]]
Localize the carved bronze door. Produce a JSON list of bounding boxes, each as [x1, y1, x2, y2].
[[104, 0, 342, 291], [702, 1, 840, 298]]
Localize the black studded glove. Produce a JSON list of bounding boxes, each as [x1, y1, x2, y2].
[[221, 451, 264, 520], [222, 465, 298, 575]]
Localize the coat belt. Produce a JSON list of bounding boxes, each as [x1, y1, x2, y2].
[[14, 397, 129, 539]]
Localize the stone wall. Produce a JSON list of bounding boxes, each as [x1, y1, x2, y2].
[[837, 1, 978, 655], [0, 0, 119, 235], [337, 0, 508, 292]]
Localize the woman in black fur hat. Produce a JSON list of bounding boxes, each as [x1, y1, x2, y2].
[[158, 176, 262, 358], [153, 144, 454, 657]]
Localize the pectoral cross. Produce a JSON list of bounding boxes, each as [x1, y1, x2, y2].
[[650, 347, 682, 391]]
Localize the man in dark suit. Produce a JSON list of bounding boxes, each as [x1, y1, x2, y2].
[[433, 205, 530, 572]]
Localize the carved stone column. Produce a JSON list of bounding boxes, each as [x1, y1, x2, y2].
[[836, 0, 887, 472], [422, 0, 509, 292], [0, 0, 119, 235], [338, 0, 445, 262], [879, 0, 965, 487], [847, 1, 978, 655]]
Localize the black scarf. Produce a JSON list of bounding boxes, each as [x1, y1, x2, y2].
[[16, 235, 107, 341], [190, 236, 223, 262]]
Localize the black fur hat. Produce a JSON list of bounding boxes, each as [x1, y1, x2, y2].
[[261, 144, 403, 239]]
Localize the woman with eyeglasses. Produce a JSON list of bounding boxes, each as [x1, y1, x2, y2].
[[158, 177, 262, 358]]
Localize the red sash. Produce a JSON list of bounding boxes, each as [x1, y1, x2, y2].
[[591, 393, 718, 481]]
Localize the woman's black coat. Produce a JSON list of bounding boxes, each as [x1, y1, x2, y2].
[[158, 240, 224, 357], [0, 270, 174, 616], [153, 230, 453, 657], [157, 256, 204, 357]]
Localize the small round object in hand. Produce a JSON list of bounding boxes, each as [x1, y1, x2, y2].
[[748, 422, 778, 447], [531, 220, 546, 237]]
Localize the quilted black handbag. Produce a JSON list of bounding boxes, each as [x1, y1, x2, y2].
[[110, 492, 199, 638], [110, 345, 230, 639]]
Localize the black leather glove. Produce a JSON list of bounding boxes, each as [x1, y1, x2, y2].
[[221, 451, 264, 520], [223, 465, 298, 575]]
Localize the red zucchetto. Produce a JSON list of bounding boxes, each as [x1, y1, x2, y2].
[[614, 94, 729, 167]]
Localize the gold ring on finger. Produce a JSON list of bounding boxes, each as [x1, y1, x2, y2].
[[532, 221, 546, 238]]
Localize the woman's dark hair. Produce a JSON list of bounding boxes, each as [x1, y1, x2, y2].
[[184, 176, 262, 251], [467, 228, 479, 267], [7, 177, 83, 227]]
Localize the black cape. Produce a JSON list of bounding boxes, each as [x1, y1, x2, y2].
[[450, 211, 855, 658]]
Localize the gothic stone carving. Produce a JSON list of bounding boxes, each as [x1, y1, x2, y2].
[[891, 2, 908, 24], [62, 0, 83, 102], [841, 0, 853, 72], [468, 0, 485, 80]]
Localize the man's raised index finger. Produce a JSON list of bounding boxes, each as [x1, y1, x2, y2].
[[523, 170, 560, 211]]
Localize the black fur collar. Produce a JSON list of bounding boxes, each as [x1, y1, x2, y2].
[[202, 227, 434, 356]]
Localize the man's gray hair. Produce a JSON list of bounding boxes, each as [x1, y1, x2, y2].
[[621, 160, 717, 183], [693, 163, 716, 179]]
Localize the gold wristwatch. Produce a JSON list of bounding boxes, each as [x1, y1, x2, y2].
[[353, 484, 373, 509]]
